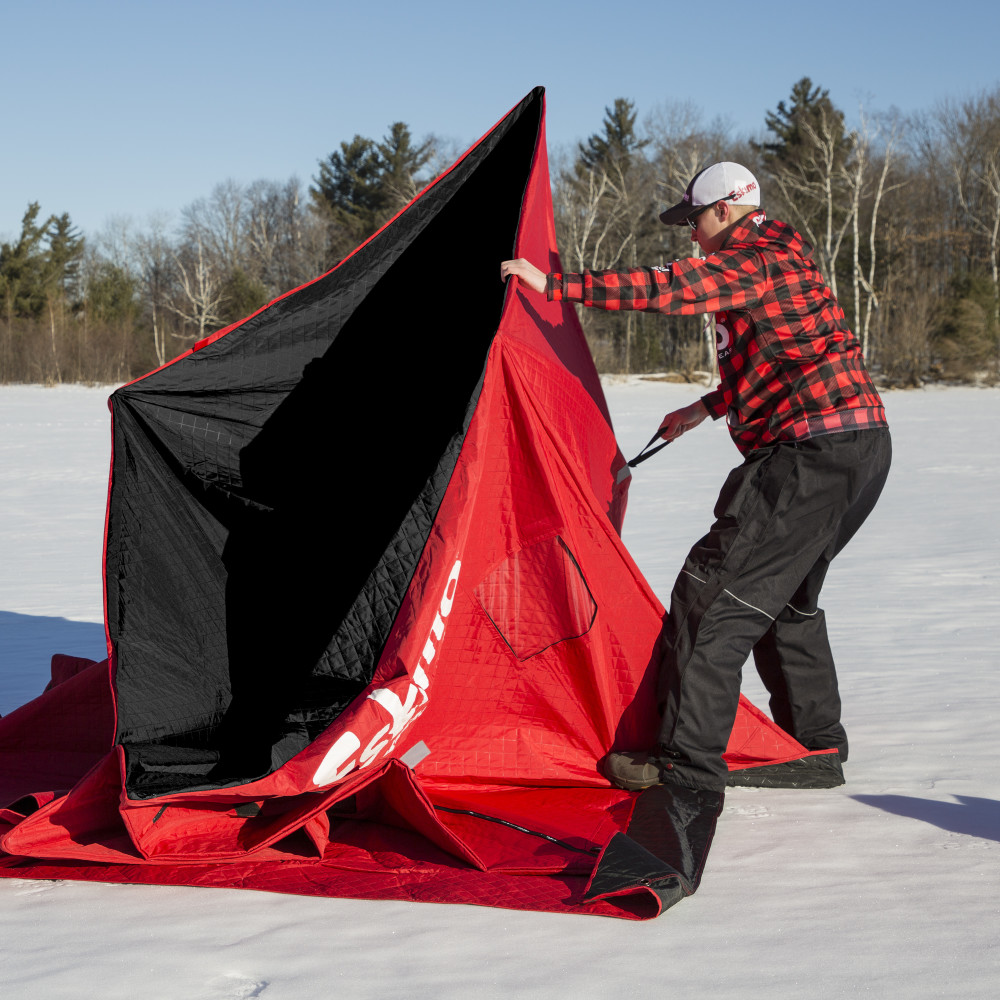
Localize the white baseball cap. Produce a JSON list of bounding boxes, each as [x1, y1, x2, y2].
[[659, 162, 761, 225]]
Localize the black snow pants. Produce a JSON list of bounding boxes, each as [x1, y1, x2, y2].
[[656, 428, 892, 790]]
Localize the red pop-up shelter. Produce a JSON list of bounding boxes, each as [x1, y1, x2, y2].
[[0, 88, 818, 918]]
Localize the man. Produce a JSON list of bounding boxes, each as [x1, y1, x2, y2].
[[501, 162, 891, 793]]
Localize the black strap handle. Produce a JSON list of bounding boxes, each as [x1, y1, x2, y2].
[[626, 429, 671, 468]]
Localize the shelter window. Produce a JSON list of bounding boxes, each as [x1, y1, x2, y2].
[[476, 536, 597, 660]]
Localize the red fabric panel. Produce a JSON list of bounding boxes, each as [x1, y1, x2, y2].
[[1, 751, 137, 863], [0, 849, 661, 920], [0, 656, 114, 809]]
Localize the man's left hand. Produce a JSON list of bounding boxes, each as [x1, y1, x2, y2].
[[500, 259, 546, 294]]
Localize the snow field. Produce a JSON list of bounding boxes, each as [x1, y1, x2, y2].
[[1, 381, 998, 999]]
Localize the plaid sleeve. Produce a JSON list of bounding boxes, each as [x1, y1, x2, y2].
[[547, 252, 769, 316], [553, 216, 888, 451], [700, 387, 728, 419]]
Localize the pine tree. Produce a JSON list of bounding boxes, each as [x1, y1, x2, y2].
[[0, 203, 50, 321], [311, 135, 383, 256], [219, 266, 270, 326], [86, 261, 139, 326], [562, 99, 658, 372], [44, 212, 85, 305], [311, 123, 435, 262], [577, 98, 648, 174], [759, 77, 851, 173], [376, 122, 434, 215], [757, 78, 855, 296]]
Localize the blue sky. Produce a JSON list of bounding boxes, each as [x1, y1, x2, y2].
[[3, 0, 999, 240]]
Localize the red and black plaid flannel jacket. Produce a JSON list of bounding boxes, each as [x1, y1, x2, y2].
[[547, 213, 888, 453]]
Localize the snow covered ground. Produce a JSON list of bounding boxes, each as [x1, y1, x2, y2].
[[1, 380, 998, 999]]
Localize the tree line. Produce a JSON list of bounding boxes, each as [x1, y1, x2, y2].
[[553, 79, 1000, 384], [2, 78, 998, 386]]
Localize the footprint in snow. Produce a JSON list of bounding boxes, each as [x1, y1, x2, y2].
[[202, 974, 269, 999], [12, 879, 64, 896], [726, 803, 770, 817], [940, 835, 996, 850]]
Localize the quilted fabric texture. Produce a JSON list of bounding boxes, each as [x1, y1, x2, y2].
[[0, 89, 816, 918]]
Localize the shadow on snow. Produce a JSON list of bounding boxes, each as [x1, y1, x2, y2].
[[0, 611, 106, 715], [853, 793, 1000, 843]]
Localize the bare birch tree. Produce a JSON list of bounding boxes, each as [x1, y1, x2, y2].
[[945, 91, 1000, 324], [768, 109, 857, 297], [134, 218, 174, 367], [843, 111, 906, 358], [167, 235, 225, 341], [646, 103, 733, 374], [551, 99, 658, 372], [244, 177, 327, 294], [181, 180, 248, 279], [556, 162, 639, 274]]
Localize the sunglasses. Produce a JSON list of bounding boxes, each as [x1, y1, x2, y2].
[[686, 200, 721, 230], [686, 193, 739, 229]]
